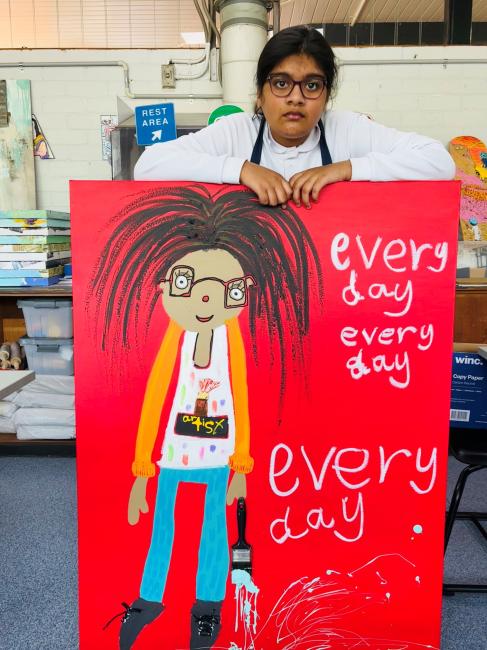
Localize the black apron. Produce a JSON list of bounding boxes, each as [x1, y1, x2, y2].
[[250, 117, 332, 166]]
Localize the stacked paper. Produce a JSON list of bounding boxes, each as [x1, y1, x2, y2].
[[0, 210, 70, 286], [12, 375, 75, 440]]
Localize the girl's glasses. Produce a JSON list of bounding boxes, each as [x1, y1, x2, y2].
[[163, 265, 255, 308], [267, 73, 326, 99]]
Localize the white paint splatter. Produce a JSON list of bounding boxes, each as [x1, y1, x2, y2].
[[232, 569, 260, 635], [225, 555, 437, 650]]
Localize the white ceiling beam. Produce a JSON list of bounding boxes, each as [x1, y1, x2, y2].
[[350, 0, 369, 26]]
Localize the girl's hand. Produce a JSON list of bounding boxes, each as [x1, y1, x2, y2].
[[289, 160, 352, 208], [128, 476, 149, 525], [226, 471, 247, 505], [240, 161, 292, 206]]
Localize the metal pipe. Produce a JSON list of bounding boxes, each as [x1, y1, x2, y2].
[[217, 0, 269, 111], [171, 45, 208, 65], [272, 0, 280, 33], [173, 44, 211, 80], [201, 0, 222, 45], [193, 0, 210, 42], [340, 57, 487, 65], [0, 60, 223, 99]]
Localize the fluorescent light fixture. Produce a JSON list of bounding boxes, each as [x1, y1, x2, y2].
[[181, 31, 205, 44]]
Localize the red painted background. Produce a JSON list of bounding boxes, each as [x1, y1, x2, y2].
[[72, 180, 459, 650]]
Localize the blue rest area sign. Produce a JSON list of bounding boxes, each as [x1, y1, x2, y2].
[[135, 102, 177, 146]]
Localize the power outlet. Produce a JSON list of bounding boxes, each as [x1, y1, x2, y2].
[[162, 64, 176, 89]]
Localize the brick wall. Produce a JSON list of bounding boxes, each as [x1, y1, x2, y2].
[[0, 46, 486, 211]]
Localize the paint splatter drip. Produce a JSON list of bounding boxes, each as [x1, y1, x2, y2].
[[232, 569, 259, 637], [227, 554, 433, 650]]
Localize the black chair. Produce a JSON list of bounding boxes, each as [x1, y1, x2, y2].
[[444, 427, 487, 594]]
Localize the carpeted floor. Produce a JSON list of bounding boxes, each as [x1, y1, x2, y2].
[[0, 455, 485, 649]]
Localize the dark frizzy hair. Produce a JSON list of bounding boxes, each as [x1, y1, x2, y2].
[[88, 184, 323, 391], [256, 25, 338, 99]]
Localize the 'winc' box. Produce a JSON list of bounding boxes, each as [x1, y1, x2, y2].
[[450, 352, 487, 429]]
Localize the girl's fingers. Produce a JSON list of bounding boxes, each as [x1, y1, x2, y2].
[[275, 183, 289, 205], [311, 175, 329, 201], [292, 177, 306, 206], [282, 179, 292, 196], [266, 187, 279, 206], [301, 177, 318, 208]]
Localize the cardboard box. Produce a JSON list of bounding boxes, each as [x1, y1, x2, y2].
[[2, 318, 26, 342], [450, 347, 487, 428]]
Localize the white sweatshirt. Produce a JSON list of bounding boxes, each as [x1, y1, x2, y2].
[[134, 110, 455, 183]]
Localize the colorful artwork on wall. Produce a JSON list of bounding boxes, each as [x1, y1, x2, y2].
[[449, 135, 487, 243], [72, 180, 459, 650], [32, 114, 54, 159], [0, 80, 36, 210]]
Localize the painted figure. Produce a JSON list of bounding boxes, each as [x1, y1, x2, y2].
[[89, 184, 322, 649]]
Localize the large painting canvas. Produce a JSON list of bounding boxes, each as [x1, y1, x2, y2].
[[72, 180, 459, 650], [0, 80, 36, 210]]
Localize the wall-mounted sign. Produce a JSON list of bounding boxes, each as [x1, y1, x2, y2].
[[135, 103, 177, 146]]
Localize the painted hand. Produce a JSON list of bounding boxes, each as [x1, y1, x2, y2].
[[128, 476, 150, 525], [226, 471, 247, 505], [240, 161, 292, 206], [289, 160, 352, 208]]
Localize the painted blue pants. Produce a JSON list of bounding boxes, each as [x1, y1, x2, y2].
[[140, 466, 230, 603]]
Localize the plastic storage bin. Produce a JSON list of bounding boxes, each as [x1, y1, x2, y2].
[[19, 337, 74, 375], [17, 299, 73, 338]]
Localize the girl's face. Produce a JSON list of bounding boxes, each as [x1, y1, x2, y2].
[[160, 249, 255, 333], [257, 53, 328, 148]]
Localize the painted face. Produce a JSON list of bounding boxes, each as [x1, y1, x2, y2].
[[258, 53, 328, 148], [160, 249, 255, 332]]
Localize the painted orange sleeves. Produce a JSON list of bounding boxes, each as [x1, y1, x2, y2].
[[131, 320, 183, 478], [226, 318, 254, 475]]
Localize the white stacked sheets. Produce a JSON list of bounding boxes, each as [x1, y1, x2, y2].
[[12, 375, 75, 440]]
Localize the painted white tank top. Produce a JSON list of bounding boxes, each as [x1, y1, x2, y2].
[[158, 324, 235, 470]]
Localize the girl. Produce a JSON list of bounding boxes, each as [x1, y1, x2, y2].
[[134, 25, 455, 208], [91, 184, 323, 649]]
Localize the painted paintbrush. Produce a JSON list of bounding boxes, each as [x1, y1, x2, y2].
[[231, 497, 252, 576]]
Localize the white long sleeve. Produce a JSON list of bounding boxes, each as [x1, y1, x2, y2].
[[133, 115, 250, 183], [333, 112, 456, 181], [133, 110, 455, 183]]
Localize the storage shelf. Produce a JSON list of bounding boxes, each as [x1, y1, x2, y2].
[[0, 283, 74, 452], [0, 432, 75, 456], [0, 285, 72, 298]]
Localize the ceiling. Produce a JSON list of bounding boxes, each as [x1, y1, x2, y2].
[[1, 1, 485, 50], [280, 0, 445, 25], [279, 0, 486, 25]]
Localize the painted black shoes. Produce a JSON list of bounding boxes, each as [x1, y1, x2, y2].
[[118, 598, 164, 650], [190, 600, 223, 650]]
